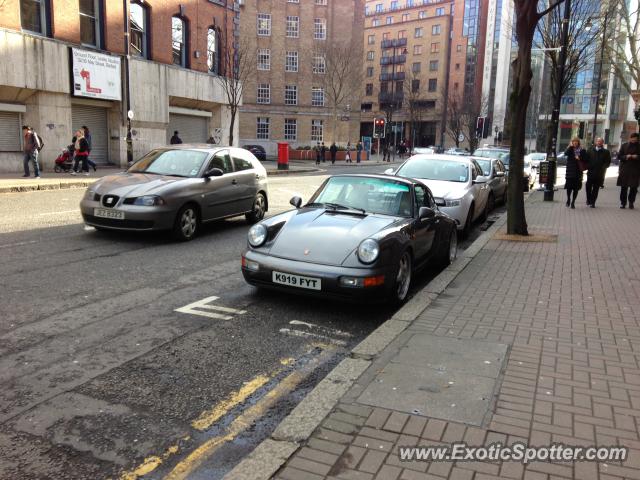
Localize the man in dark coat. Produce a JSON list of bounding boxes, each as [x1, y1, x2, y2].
[[617, 132, 640, 209], [586, 137, 611, 208], [170, 131, 183, 144], [329, 142, 338, 165], [320, 142, 327, 163]]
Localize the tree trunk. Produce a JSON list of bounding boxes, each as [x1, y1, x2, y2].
[[507, 17, 535, 236], [228, 108, 236, 146]]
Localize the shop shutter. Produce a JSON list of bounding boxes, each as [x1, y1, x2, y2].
[[71, 105, 109, 164], [168, 114, 208, 144], [0, 111, 21, 151]]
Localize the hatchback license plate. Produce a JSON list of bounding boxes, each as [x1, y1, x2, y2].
[[94, 208, 125, 220], [272, 271, 321, 290]]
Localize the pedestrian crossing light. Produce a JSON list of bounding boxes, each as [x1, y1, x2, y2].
[[374, 118, 386, 139]]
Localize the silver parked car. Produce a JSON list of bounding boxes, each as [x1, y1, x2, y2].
[[80, 145, 269, 241], [472, 157, 508, 210], [387, 154, 490, 237]]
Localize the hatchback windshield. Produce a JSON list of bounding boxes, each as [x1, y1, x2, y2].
[[475, 159, 492, 176], [396, 158, 469, 183], [129, 149, 209, 177], [312, 176, 413, 217]]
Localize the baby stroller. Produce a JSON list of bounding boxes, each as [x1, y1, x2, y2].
[[54, 145, 74, 173]]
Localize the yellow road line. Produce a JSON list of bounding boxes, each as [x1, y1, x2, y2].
[[120, 445, 180, 480], [163, 348, 334, 480]]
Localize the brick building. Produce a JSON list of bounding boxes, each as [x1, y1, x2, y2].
[[238, 0, 365, 157], [361, 0, 488, 151], [0, 0, 238, 172]]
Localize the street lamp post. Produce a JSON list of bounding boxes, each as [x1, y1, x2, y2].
[[544, 0, 571, 202], [494, 125, 499, 146]]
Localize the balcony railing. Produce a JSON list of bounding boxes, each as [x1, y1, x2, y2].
[[379, 72, 405, 81], [378, 92, 404, 105], [381, 38, 408, 49], [380, 55, 406, 65], [365, 0, 449, 16]]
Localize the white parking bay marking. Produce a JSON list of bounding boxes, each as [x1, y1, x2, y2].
[[175, 296, 247, 320], [289, 320, 352, 338], [279, 328, 348, 347]]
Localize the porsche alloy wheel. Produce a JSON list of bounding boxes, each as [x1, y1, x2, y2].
[[394, 251, 412, 304]]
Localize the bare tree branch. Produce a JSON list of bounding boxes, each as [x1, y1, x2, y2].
[[605, 0, 640, 97]]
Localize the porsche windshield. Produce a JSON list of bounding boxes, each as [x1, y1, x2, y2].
[[397, 158, 470, 183], [128, 149, 209, 177], [312, 177, 413, 217]]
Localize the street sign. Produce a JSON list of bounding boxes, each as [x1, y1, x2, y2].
[[458, 133, 465, 142]]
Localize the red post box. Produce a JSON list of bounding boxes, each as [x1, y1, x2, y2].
[[277, 142, 289, 170]]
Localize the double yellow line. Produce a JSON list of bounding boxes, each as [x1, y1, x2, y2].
[[119, 347, 332, 480]]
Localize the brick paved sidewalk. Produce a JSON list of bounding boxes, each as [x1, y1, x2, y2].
[[272, 179, 640, 480]]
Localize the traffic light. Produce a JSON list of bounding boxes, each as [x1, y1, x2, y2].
[[374, 117, 386, 138]]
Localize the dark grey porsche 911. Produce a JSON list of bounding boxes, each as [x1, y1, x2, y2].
[[241, 174, 458, 304]]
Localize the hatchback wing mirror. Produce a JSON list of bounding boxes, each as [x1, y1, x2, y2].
[[290, 196, 302, 209], [384, 168, 394, 175], [473, 175, 488, 184], [495, 171, 505, 177], [204, 167, 224, 178]]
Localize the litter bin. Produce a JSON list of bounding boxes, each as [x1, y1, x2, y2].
[[277, 142, 289, 170]]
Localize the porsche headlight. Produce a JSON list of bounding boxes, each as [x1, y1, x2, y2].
[[357, 239, 380, 264], [248, 224, 268, 247], [133, 195, 165, 206]]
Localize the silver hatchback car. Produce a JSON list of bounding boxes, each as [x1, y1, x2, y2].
[[80, 145, 269, 241]]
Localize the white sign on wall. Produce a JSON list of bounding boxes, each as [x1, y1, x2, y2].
[[71, 48, 122, 101]]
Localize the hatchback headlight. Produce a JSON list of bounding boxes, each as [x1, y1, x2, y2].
[[248, 224, 268, 247], [133, 195, 165, 206], [84, 189, 95, 199], [357, 239, 380, 264], [445, 199, 462, 207]]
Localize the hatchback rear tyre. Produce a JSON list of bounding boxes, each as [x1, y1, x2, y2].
[[246, 193, 266, 224]]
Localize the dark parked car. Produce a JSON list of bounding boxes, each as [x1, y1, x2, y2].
[[241, 174, 458, 304], [243, 145, 267, 162]]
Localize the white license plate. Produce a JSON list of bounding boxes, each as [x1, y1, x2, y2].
[[272, 271, 321, 290], [94, 208, 125, 220]]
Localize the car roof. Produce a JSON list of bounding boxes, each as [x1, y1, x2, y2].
[[159, 144, 233, 153], [475, 147, 509, 151], [406, 153, 476, 163], [331, 173, 419, 186]]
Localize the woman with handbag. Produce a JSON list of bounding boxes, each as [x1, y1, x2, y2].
[[564, 137, 588, 209]]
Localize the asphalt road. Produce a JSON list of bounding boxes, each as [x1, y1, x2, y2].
[[0, 164, 498, 480]]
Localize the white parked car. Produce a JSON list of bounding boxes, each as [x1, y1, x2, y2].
[[386, 154, 491, 237], [445, 148, 470, 156], [525, 152, 547, 168], [412, 147, 436, 155]]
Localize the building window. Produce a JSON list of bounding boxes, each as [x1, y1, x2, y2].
[[257, 13, 271, 36], [315, 0, 327, 4], [366, 67, 374, 77], [414, 27, 423, 38], [431, 42, 440, 53], [207, 27, 220, 73], [412, 79, 420, 92], [80, 0, 101, 46], [130, 2, 149, 58], [375, 3, 383, 12], [386, 16, 393, 25], [312, 88, 325, 107], [419, 10, 426, 19], [368, 34, 375, 45], [391, 0, 398, 9], [414, 45, 422, 55], [361, 103, 373, 112], [21, 0, 48, 35], [429, 60, 439, 71], [258, 48, 271, 70], [257, 117, 269, 139], [284, 119, 297, 140], [285, 51, 298, 72], [314, 18, 326, 40], [372, 19, 380, 27], [455, 63, 460, 70], [288, 0, 299, 2], [432, 24, 441, 35], [428, 78, 437, 92], [286, 16, 299, 38], [435, 7, 444, 16], [285, 85, 298, 105], [313, 54, 326, 74], [311, 119, 323, 142], [412, 62, 421, 73], [402, 13, 409, 21], [171, 16, 187, 67], [365, 83, 373, 96], [257, 83, 270, 104], [398, 30, 406, 39], [366, 51, 374, 61], [457, 44, 462, 52]]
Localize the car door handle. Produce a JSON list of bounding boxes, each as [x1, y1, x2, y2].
[[232, 179, 238, 185]]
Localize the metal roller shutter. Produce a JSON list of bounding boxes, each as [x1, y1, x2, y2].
[[168, 114, 208, 144], [0, 111, 21, 151], [71, 105, 109, 164]]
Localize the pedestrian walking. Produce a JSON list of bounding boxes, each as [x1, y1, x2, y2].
[[356, 141, 363, 163], [383, 142, 390, 162], [315, 142, 322, 166], [71, 129, 91, 175], [321, 142, 327, 163], [82, 126, 97, 172], [345, 142, 352, 163], [564, 137, 588, 209], [22, 125, 42, 178], [170, 131, 183, 144], [329, 142, 338, 165], [617, 132, 640, 209], [585, 137, 611, 208]]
